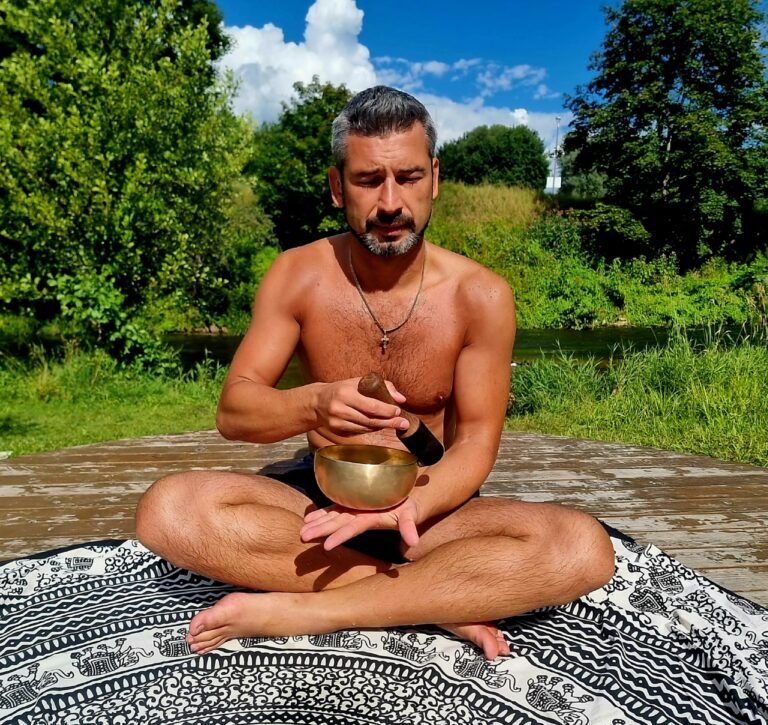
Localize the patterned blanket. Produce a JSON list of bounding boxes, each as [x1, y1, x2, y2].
[[2, 530, 767, 725]]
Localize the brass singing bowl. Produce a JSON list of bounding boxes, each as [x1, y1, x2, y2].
[[314, 444, 418, 510]]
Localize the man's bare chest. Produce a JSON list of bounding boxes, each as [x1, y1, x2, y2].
[[297, 293, 463, 415]]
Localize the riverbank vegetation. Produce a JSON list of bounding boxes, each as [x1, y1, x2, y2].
[[4, 180, 765, 345], [508, 333, 768, 467], [3, 332, 767, 467], [430, 184, 768, 331]]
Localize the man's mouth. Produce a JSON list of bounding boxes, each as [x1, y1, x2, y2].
[[367, 219, 416, 235]]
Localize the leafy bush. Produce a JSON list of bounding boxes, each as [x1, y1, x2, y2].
[[527, 213, 585, 260], [439, 125, 549, 190], [606, 256, 757, 327], [514, 257, 615, 328], [217, 182, 279, 318], [572, 203, 651, 259]]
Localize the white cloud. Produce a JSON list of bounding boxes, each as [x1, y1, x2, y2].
[[453, 58, 483, 72], [218, 0, 566, 146], [477, 64, 548, 97], [372, 57, 427, 92], [417, 60, 451, 77], [534, 83, 561, 101], [374, 57, 492, 94], [219, 0, 376, 123]]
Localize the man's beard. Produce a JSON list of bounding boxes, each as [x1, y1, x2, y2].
[[351, 211, 431, 258]]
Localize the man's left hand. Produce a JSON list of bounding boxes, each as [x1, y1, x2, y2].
[[300, 497, 420, 551]]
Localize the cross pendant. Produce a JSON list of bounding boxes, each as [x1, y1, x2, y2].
[[380, 334, 390, 353]]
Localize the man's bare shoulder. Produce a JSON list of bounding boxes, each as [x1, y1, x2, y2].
[[269, 236, 337, 273], [427, 242, 514, 311], [260, 236, 342, 291]]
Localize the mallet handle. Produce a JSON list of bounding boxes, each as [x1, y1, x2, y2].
[[357, 372, 422, 436]]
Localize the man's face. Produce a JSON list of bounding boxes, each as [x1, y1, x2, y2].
[[329, 123, 439, 257]]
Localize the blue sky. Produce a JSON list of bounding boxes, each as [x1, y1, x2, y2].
[[214, 0, 609, 149]]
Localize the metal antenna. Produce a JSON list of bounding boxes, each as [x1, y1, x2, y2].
[[551, 115, 561, 195]]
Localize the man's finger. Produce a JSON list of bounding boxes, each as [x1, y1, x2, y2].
[[304, 507, 339, 524], [323, 517, 372, 550], [300, 513, 355, 542], [398, 515, 420, 548], [384, 382, 407, 404]]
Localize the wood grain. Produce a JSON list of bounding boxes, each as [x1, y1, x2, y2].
[[2, 431, 766, 604]]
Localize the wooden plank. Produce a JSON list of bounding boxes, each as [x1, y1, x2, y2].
[[2, 430, 766, 607]]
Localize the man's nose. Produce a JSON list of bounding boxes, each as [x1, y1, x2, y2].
[[377, 179, 403, 216]]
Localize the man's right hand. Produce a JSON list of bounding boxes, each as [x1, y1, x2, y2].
[[301, 496, 421, 550], [314, 377, 410, 436]]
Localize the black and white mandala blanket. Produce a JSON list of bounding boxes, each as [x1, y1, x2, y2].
[[2, 531, 767, 725]]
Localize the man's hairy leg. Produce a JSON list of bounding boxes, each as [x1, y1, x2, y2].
[[135, 471, 396, 593], [136, 471, 507, 656], [186, 498, 615, 659]]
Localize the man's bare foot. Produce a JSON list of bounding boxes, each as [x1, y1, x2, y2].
[[186, 591, 324, 655], [439, 622, 511, 660], [187, 592, 510, 660]]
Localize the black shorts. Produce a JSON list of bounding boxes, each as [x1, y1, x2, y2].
[[270, 454, 407, 564]]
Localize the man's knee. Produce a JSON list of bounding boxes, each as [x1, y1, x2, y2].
[[562, 510, 615, 596], [502, 505, 614, 602], [135, 472, 201, 552]]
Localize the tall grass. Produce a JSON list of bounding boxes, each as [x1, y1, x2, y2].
[[433, 181, 543, 227], [0, 347, 225, 457], [4, 332, 767, 467], [508, 332, 768, 467]]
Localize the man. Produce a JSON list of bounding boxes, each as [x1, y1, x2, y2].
[[135, 86, 614, 661]]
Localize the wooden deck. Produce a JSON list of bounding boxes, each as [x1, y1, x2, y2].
[[2, 431, 766, 604]]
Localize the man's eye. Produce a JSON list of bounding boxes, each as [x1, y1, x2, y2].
[[357, 179, 380, 187], [399, 176, 421, 185]]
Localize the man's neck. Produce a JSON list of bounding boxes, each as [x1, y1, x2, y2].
[[347, 235, 426, 293]]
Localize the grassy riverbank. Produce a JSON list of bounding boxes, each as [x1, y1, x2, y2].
[[508, 334, 768, 467], [2, 335, 767, 467], [0, 349, 224, 456]]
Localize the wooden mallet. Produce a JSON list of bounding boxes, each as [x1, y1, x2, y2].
[[357, 372, 444, 466]]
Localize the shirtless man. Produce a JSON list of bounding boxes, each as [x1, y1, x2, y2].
[[135, 86, 615, 660]]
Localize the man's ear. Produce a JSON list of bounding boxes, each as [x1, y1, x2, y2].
[[432, 157, 440, 200], [329, 167, 344, 208]]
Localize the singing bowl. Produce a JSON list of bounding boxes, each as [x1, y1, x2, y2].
[[314, 444, 418, 510]]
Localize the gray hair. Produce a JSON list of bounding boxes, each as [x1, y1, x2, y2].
[[331, 86, 438, 168]]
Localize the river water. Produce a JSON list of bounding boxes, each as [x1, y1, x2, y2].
[[166, 326, 718, 387]]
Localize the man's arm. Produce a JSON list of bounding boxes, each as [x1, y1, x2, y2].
[[216, 246, 408, 443], [409, 271, 516, 521]]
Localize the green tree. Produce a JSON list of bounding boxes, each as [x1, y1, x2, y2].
[[565, 0, 768, 265], [438, 125, 549, 190], [248, 77, 351, 249], [559, 146, 608, 201], [171, 0, 231, 62], [0, 0, 230, 59], [0, 0, 251, 365]]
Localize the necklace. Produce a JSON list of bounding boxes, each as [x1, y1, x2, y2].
[[348, 245, 426, 354]]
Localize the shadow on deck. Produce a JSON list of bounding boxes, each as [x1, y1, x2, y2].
[[2, 431, 766, 604]]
